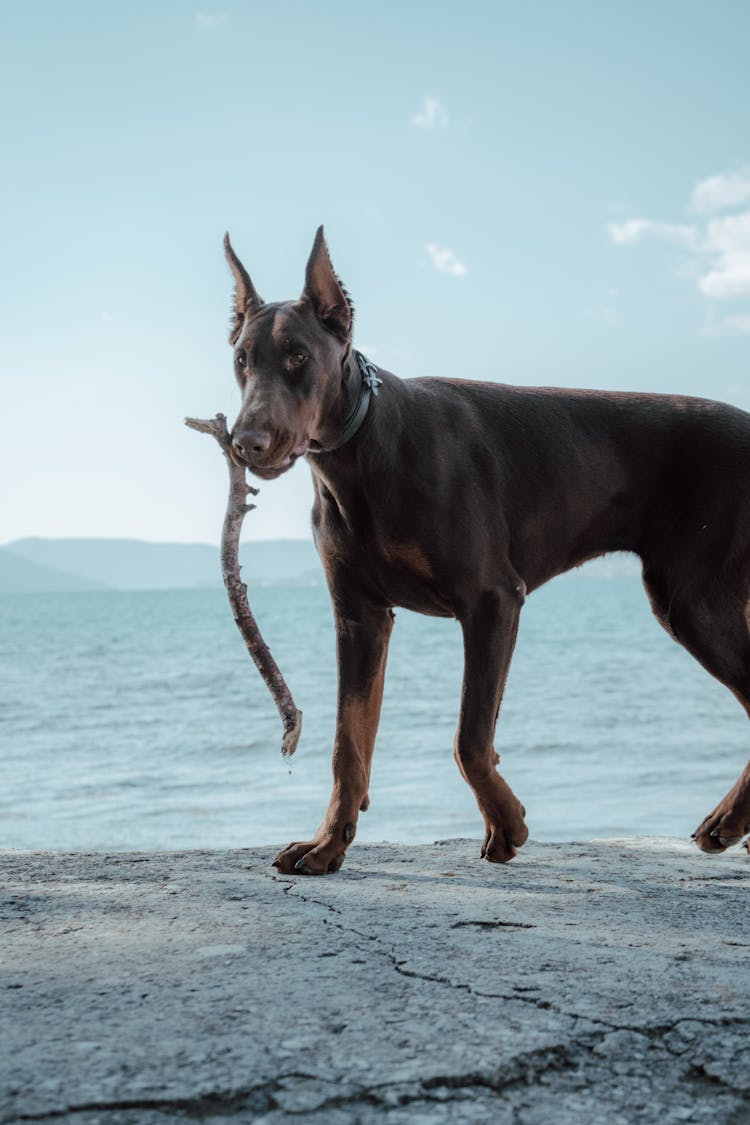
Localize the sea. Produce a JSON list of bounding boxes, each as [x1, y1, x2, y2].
[[2, 571, 746, 852]]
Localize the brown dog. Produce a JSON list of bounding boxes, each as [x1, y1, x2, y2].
[[224, 226, 750, 874]]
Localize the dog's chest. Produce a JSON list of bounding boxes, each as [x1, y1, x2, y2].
[[325, 531, 454, 616], [373, 540, 454, 616], [312, 473, 456, 615]]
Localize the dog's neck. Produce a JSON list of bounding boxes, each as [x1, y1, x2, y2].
[[309, 350, 381, 455]]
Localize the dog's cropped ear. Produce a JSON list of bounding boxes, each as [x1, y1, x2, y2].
[[301, 226, 354, 342], [224, 233, 263, 345]]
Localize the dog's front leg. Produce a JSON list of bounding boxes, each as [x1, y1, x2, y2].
[[455, 584, 529, 863], [274, 604, 393, 875]]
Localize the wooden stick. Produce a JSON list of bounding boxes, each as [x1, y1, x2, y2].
[[185, 412, 302, 757]]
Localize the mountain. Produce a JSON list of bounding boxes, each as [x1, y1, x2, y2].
[[0, 547, 111, 593], [0, 537, 640, 595], [2, 538, 322, 592]]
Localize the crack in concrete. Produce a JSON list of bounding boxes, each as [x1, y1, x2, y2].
[[279, 880, 606, 1027], [280, 877, 750, 1100], [451, 920, 536, 929], [5, 1071, 320, 1122], [9, 850, 747, 1124], [1, 1040, 631, 1121], [320, 1030, 750, 1116], [9, 1030, 749, 1123], [296, 1041, 582, 1116]]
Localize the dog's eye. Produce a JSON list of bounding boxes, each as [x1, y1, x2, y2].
[[235, 351, 247, 369], [289, 352, 306, 367]]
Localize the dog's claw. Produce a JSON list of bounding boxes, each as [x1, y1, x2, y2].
[[294, 856, 328, 875], [706, 828, 744, 848]]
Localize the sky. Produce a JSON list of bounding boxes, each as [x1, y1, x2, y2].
[[1, 0, 749, 544]]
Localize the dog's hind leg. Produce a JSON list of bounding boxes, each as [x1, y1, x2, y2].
[[696, 760, 750, 853], [273, 603, 393, 875], [643, 566, 750, 853], [455, 581, 529, 863]]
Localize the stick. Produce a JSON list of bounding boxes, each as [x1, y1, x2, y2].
[[184, 412, 302, 757]]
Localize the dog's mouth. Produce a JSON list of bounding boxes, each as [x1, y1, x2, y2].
[[248, 459, 295, 481], [230, 439, 309, 480]]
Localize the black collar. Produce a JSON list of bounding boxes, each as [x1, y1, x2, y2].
[[309, 350, 382, 454]]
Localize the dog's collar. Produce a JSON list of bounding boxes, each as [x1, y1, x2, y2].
[[309, 350, 382, 454]]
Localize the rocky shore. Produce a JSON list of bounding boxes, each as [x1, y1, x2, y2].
[[1, 838, 748, 1123]]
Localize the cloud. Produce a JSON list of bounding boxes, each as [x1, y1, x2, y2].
[[609, 169, 750, 333], [426, 243, 467, 277], [410, 98, 448, 129], [690, 168, 750, 214], [698, 212, 750, 298], [608, 219, 698, 248], [195, 12, 228, 29]]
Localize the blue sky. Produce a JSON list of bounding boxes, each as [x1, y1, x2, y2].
[[2, 0, 749, 543]]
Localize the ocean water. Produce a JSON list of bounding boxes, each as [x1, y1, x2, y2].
[[1, 573, 747, 852]]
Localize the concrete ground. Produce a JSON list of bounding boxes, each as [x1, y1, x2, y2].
[[1, 838, 749, 1124]]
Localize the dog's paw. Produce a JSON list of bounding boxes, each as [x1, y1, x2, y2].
[[481, 809, 529, 864], [692, 801, 748, 853], [273, 840, 346, 876]]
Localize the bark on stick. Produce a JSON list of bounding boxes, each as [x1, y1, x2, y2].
[[185, 412, 302, 757]]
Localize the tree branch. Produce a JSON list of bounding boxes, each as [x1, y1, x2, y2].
[[185, 413, 302, 757]]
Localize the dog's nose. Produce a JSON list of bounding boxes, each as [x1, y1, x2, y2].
[[232, 430, 272, 459]]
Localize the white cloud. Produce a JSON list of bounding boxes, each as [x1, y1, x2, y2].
[[426, 243, 467, 277], [410, 98, 448, 129], [609, 170, 750, 334], [195, 12, 228, 29], [608, 219, 698, 248], [690, 168, 750, 214], [698, 212, 750, 298]]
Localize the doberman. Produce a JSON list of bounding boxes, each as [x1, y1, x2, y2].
[[224, 226, 750, 875]]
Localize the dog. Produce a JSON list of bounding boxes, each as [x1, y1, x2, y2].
[[223, 226, 750, 875]]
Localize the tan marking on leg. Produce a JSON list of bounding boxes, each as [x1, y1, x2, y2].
[[386, 544, 434, 581]]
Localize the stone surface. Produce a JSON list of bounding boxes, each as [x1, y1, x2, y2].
[[1, 838, 748, 1123]]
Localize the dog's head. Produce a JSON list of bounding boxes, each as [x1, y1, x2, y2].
[[224, 227, 354, 479]]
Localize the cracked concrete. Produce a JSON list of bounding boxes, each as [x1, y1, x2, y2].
[[1, 838, 748, 1124]]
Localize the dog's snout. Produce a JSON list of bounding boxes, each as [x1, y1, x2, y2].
[[232, 429, 272, 459]]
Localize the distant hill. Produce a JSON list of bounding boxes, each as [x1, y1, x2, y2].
[[0, 537, 638, 595], [2, 538, 322, 592], [0, 547, 111, 593]]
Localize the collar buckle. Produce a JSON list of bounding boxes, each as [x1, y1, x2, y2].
[[355, 351, 383, 396]]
